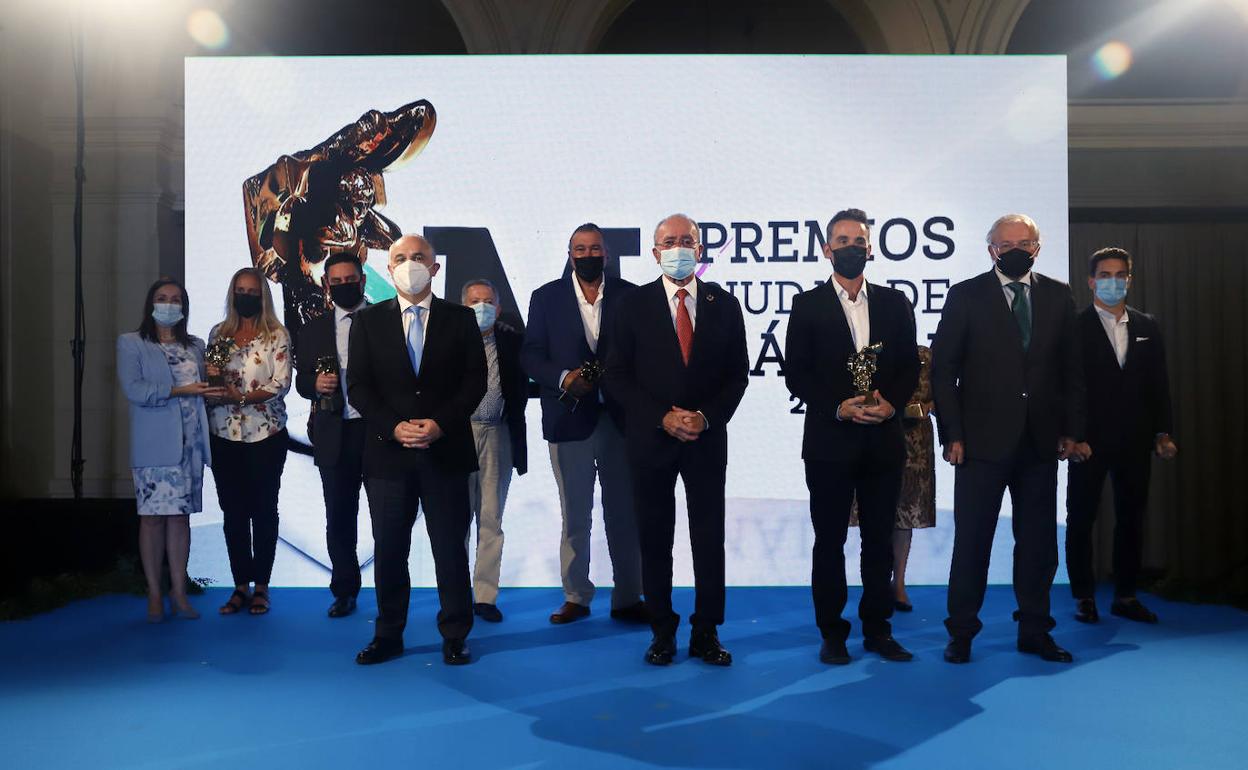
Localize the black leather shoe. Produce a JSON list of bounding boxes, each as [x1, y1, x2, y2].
[[894, 600, 914, 613], [689, 630, 732, 666], [864, 635, 914, 662], [442, 638, 472, 665], [819, 639, 851, 665], [1074, 598, 1099, 624], [1111, 598, 1159, 624], [549, 601, 591, 624], [610, 601, 649, 624], [644, 636, 677, 666], [355, 637, 402, 665], [1018, 634, 1073, 663], [944, 638, 972, 664], [328, 596, 357, 618], [474, 603, 504, 623]]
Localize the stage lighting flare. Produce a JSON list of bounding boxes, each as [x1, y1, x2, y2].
[[187, 9, 229, 50], [1092, 41, 1133, 80]]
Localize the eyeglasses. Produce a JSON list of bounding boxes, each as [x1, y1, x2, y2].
[[656, 237, 698, 249], [991, 240, 1039, 252]]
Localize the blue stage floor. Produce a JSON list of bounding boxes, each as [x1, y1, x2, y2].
[[3, 586, 1246, 769]]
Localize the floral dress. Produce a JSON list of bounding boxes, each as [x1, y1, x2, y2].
[[132, 342, 208, 515]]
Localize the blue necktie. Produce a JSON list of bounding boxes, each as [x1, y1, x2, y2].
[[406, 305, 424, 376]]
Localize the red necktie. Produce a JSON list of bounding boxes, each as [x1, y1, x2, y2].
[[675, 288, 693, 365]]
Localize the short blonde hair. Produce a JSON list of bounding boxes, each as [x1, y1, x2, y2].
[[986, 214, 1040, 244]]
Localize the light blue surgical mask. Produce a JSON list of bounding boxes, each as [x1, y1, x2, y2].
[[659, 247, 697, 281], [152, 303, 184, 327], [1094, 277, 1128, 306], [471, 302, 497, 332]]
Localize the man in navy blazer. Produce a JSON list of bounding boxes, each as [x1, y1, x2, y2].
[[520, 223, 645, 625], [605, 214, 749, 666]]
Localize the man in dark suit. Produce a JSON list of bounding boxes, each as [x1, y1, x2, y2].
[[784, 208, 920, 665], [460, 278, 528, 623], [347, 234, 486, 666], [605, 213, 749, 666], [1067, 247, 1177, 625], [932, 213, 1087, 664], [294, 252, 370, 618], [520, 223, 645, 625]]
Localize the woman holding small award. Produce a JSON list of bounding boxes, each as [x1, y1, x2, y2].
[[205, 267, 292, 616], [117, 277, 221, 623]]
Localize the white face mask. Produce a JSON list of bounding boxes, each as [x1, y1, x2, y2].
[[659, 247, 698, 281], [391, 260, 431, 296]]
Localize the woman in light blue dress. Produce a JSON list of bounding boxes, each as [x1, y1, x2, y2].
[[117, 278, 223, 622]]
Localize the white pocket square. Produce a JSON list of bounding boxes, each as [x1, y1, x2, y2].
[[1135, 336, 1150, 342]]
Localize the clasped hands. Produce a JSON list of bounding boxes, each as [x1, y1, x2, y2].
[[393, 418, 443, 449], [837, 391, 895, 425], [662, 407, 706, 442]]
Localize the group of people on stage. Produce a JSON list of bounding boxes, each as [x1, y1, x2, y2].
[[117, 208, 1176, 668]]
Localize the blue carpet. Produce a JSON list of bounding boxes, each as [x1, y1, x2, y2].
[[2, 586, 1246, 769]]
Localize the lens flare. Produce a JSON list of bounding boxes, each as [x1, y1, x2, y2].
[[187, 9, 229, 50], [1092, 40, 1133, 80]]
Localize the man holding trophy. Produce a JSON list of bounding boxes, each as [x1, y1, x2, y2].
[[520, 223, 646, 625], [784, 208, 920, 664]]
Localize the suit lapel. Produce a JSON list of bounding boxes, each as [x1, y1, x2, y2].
[[1124, 307, 1140, 371], [821, 280, 856, 354], [378, 298, 416, 380], [981, 271, 1024, 350], [650, 277, 686, 367], [866, 282, 886, 347], [1086, 307, 1120, 371], [688, 280, 717, 365]]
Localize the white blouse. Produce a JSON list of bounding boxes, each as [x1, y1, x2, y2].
[[207, 324, 292, 443]]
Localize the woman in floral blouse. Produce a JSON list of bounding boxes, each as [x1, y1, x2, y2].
[[206, 267, 291, 616]]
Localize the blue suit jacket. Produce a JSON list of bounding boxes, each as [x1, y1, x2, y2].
[[520, 274, 637, 442], [116, 332, 212, 468]]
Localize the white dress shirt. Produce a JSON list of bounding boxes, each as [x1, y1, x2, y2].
[[661, 275, 698, 331], [834, 278, 870, 352], [397, 292, 433, 337], [995, 267, 1033, 314], [558, 277, 606, 394], [1095, 304, 1130, 368], [334, 303, 363, 419]]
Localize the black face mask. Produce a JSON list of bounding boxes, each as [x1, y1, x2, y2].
[[831, 245, 868, 280], [328, 282, 363, 310], [995, 248, 1035, 279], [233, 293, 262, 319], [573, 256, 604, 283]]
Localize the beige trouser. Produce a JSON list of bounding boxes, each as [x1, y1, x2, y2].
[[548, 417, 643, 608], [468, 421, 512, 605]]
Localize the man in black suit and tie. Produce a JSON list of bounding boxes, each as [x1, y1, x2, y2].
[[932, 213, 1086, 664], [784, 208, 920, 665], [347, 234, 486, 665], [1067, 247, 1177, 625], [605, 213, 749, 666], [294, 252, 370, 618]]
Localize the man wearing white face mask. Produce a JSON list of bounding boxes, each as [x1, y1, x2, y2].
[[605, 213, 749, 666], [346, 234, 487, 666], [460, 279, 528, 623]]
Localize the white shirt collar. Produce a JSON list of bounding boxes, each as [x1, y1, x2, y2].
[[397, 293, 433, 315], [1094, 304, 1129, 326], [572, 274, 603, 307], [995, 267, 1032, 287], [833, 277, 868, 304], [661, 275, 697, 304], [334, 300, 366, 322]]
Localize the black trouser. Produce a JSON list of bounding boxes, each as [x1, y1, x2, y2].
[[210, 430, 288, 587], [806, 450, 903, 642], [1066, 449, 1151, 600], [633, 448, 726, 639], [946, 438, 1058, 642], [319, 419, 366, 600], [364, 453, 473, 643]]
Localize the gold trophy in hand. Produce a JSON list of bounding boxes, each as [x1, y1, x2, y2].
[[204, 338, 235, 388], [315, 355, 342, 414], [847, 342, 884, 407]]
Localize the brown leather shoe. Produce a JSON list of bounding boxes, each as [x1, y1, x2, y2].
[[549, 601, 591, 624]]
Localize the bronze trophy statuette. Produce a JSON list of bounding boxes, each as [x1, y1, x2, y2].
[[559, 359, 604, 413], [315, 355, 342, 414], [846, 341, 884, 407], [204, 339, 235, 387]]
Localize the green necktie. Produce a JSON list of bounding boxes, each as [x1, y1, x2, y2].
[[1007, 282, 1031, 351]]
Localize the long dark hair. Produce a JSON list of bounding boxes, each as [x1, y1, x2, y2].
[[138, 277, 191, 346]]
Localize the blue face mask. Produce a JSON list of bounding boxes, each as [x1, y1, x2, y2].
[[471, 302, 497, 332], [152, 303, 184, 327], [659, 247, 698, 281], [1094, 277, 1128, 306]]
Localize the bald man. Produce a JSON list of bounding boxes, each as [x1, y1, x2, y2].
[[346, 234, 487, 665]]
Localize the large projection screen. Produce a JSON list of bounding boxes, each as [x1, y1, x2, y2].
[[185, 55, 1068, 588]]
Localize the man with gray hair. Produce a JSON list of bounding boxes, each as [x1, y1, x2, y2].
[[459, 279, 528, 623], [931, 213, 1087, 665]]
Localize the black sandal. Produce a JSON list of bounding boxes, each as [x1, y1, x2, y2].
[[219, 589, 249, 615], [249, 589, 271, 615]]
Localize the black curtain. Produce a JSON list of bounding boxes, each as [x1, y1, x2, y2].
[[1069, 216, 1248, 604]]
